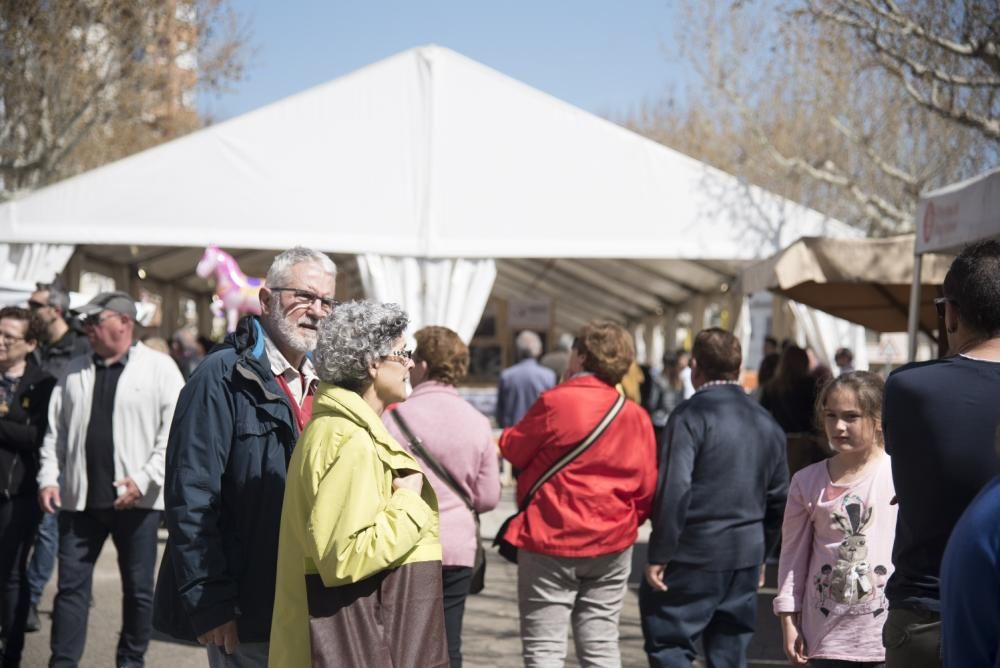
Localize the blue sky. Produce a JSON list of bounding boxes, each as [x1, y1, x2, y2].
[[204, 0, 688, 122]]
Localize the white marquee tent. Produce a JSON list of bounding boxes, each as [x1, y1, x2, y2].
[[0, 45, 856, 343]]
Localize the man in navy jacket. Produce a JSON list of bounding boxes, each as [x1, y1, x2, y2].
[[496, 330, 556, 428], [153, 247, 336, 665], [882, 240, 1000, 667], [641, 328, 788, 668]]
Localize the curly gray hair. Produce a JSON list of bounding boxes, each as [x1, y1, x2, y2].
[[314, 300, 409, 391]]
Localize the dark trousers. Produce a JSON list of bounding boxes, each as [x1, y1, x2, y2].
[[27, 508, 59, 605], [639, 562, 758, 668], [0, 495, 41, 668], [442, 566, 473, 668], [883, 607, 941, 668], [49, 508, 160, 668]]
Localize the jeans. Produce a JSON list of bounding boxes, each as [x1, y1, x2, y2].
[[206, 643, 269, 668], [883, 607, 941, 668], [0, 495, 41, 668], [27, 508, 58, 606], [49, 508, 160, 668], [442, 566, 473, 668], [639, 562, 758, 668], [518, 546, 633, 668]]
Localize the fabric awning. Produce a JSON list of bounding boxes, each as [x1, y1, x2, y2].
[[740, 235, 952, 333]]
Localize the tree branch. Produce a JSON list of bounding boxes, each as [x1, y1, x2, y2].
[[724, 85, 911, 231], [827, 115, 922, 192], [821, 0, 999, 65], [876, 51, 1000, 140]]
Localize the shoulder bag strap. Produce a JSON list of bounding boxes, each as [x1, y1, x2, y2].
[[518, 392, 626, 512], [390, 409, 477, 515]]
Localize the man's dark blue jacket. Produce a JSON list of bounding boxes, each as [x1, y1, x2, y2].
[[883, 355, 1000, 612], [648, 383, 789, 570], [153, 317, 300, 642]]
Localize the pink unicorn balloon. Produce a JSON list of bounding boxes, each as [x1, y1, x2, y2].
[[196, 245, 265, 332]]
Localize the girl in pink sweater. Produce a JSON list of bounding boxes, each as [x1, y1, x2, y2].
[[774, 371, 897, 667]]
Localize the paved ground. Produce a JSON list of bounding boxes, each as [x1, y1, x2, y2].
[[22, 489, 787, 666]]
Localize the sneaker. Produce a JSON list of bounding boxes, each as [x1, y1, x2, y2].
[[25, 604, 40, 633]]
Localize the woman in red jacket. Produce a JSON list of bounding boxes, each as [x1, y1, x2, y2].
[[499, 321, 658, 668]]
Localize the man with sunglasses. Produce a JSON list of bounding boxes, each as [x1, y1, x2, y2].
[[154, 246, 337, 667], [28, 280, 90, 382], [37, 291, 184, 667], [24, 279, 90, 633], [881, 240, 1000, 667]]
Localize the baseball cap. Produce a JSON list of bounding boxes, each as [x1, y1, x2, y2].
[[74, 291, 138, 321]]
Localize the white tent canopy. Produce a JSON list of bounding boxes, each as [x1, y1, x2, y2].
[[0, 45, 856, 341], [907, 166, 1000, 358]]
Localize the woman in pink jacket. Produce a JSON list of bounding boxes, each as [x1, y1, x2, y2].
[[383, 326, 501, 668]]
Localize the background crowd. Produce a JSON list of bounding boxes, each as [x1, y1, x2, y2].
[[0, 241, 998, 667]]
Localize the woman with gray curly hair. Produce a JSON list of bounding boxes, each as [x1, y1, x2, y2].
[[269, 301, 449, 668]]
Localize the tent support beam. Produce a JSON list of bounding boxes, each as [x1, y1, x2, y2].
[[575, 259, 682, 307], [580, 258, 699, 308], [686, 259, 737, 281], [629, 260, 715, 296], [547, 259, 664, 312], [497, 263, 644, 321], [503, 259, 659, 315], [907, 254, 923, 361]]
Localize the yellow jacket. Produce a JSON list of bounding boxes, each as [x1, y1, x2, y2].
[[620, 361, 645, 404], [269, 384, 442, 667]]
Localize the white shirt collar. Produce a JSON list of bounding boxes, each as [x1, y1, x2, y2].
[[261, 329, 317, 405], [695, 379, 743, 393]]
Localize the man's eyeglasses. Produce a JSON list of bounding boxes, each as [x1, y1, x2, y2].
[[269, 288, 338, 312], [0, 333, 26, 344], [27, 300, 48, 310], [934, 297, 958, 320], [382, 348, 413, 363]]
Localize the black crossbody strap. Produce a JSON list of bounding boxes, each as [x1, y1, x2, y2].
[[390, 409, 477, 516], [519, 392, 626, 512]]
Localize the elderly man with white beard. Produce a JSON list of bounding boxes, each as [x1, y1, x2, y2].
[[153, 247, 337, 667]]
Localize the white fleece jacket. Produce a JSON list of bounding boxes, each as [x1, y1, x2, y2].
[[38, 342, 185, 511]]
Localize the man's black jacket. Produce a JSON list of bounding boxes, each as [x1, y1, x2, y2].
[[648, 383, 789, 570], [33, 325, 89, 381], [153, 317, 300, 642]]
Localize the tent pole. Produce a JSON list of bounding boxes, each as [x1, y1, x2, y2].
[[906, 253, 923, 362]]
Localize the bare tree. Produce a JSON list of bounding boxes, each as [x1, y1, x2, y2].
[[0, 0, 248, 197], [621, 0, 997, 235], [807, 0, 999, 141]]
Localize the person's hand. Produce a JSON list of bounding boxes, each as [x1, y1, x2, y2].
[[645, 564, 668, 592], [112, 478, 141, 510], [759, 563, 768, 588], [197, 619, 240, 654], [39, 486, 61, 514], [780, 613, 809, 665], [393, 472, 424, 494]]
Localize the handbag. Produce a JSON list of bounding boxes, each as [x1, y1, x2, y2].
[[492, 392, 626, 563], [390, 410, 487, 594]]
